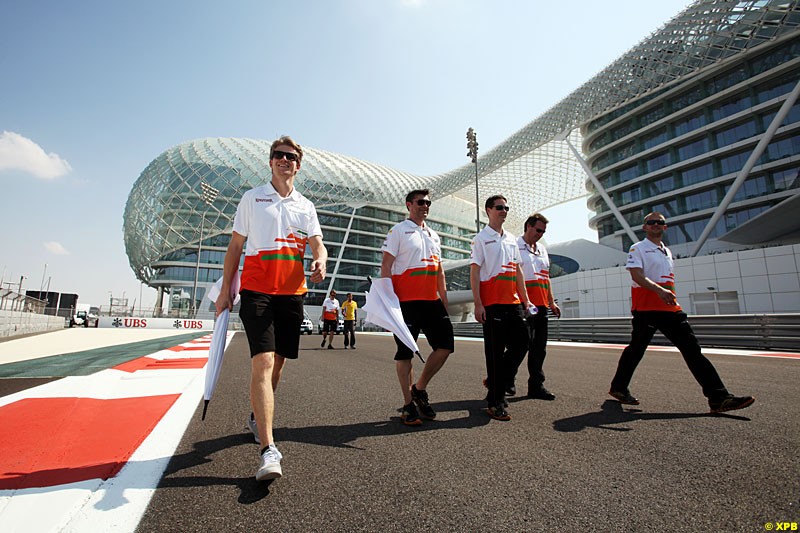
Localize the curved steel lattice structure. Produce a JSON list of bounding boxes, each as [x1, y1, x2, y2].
[[124, 0, 800, 311]]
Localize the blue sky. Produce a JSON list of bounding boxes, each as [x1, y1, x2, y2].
[[0, 0, 690, 308]]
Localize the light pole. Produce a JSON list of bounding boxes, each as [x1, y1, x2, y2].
[[191, 181, 220, 317], [466, 127, 480, 233]]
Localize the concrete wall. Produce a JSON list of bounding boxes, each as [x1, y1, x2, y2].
[[0, 310, 65, 339], [551, 243, 800, 317]]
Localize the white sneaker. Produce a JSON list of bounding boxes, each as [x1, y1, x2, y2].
[[247, 413, 261, 444], [256, 444, 283, 481]]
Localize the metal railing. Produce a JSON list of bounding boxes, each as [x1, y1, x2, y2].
[[452, 314, 800, 352]]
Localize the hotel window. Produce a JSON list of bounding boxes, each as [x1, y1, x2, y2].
[[677, 137, 710, 160], [715, 120, 757, 148], [771, 167, 800, 191], [649, 175, 675, 196], [685, 189, 718, 212], [617, 164, 639, 183], [711, 93, 752, 122], [719, 151, 750, 175], [645, 152, 671, 173], [733, 175, 769, 201], [642, 127, 669, 150], [619, 186, 641, 205], [674, 111, 707, 136]]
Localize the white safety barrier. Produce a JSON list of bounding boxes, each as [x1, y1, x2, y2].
[[98, 317, 213, 330]]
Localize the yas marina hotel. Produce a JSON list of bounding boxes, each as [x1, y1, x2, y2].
[[124, 0, 800, 319]]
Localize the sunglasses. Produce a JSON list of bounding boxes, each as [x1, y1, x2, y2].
[[645, 220, 667, 226], [272, 150, 299, 162], [414, 199, 432, 207], [492, 205, 510, 211], [535, 228, 546, 234]]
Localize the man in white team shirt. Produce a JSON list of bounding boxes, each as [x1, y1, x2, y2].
[[381, 189, 454, 426], [508, 212, 561, 401], [470, 194, 534, 421], [609, 212, 754, 414], [216, 136, 327, 481], [320, 290, 340, 349]]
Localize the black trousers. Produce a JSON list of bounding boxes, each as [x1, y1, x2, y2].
[[482, 304, 529, 407], [508, 307, 549, 392], [343, 320, 356, 347], [610, 311, 728, 401]]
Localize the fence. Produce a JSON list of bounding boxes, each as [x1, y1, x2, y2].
[[452, 313, 800, 352]]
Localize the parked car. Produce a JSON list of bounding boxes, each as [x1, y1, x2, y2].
[[317, 317, 344, 334], [300, 313, 314, 335]]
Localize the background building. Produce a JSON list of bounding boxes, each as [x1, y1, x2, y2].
[[124, 0, 800, 319]]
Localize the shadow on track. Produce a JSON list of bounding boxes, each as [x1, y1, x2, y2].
[[552, 399, 751, 433], [275, 398, 490, 450]]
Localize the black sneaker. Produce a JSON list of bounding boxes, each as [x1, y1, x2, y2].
[[328, 344, 334, 349], [709, 395, 755, 414], [528, 387, 556, 401], [320, 340, 326, 348], [400, 402, 423, 426], [486, 405, 511, 421], [411, 384, 436, 419], [609, 390, 640, 405], [505, 385, 517, 397]]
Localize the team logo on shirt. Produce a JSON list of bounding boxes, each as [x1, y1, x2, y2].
[[255, 198, 273, 203]]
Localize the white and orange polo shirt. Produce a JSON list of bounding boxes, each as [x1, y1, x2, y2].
[[518, 236, 551, 308], [470, 226, 522, 306], [626, 238, 682, 312], [381, 219, 442, 302], [322, 297, 340, 320], [232, 182, 322, 295]]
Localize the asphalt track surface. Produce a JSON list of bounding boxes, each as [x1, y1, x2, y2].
[[137, 332, 798, 533]]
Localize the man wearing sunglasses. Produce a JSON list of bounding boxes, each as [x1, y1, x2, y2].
[[216, 136, 328, 481], [507, 212, 561, 401], [381, 189, 454, 426], [609, 212, 754, 414], [470, 195, 534, 421]]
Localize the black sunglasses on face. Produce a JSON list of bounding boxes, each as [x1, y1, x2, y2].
[[492, 204, 510, 211], [414, 199, 432, 206], [272, 150, 299, 162], [535, 228, 546, 234], [645, 220, 667, 226]]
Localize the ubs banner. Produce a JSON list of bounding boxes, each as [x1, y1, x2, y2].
[[98, 317, 214, 330]]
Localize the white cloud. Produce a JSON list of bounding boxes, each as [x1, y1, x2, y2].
[[43, 241, 69, 255], [0, 131, 72, 179]]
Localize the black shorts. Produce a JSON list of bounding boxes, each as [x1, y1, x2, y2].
[[238, 290, 304, 358], [322, 319, 338, 333], [394, 299, 455, 360]]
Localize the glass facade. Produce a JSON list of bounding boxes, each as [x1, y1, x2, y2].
[[585, 31, 800, 256]]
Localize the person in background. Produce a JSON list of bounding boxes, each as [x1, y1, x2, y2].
[[609, 212, 755, 414], [342, 292, 358, 349], [321, 290, 340, 349]]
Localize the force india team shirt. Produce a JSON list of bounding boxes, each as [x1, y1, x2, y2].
[[381, 219, 442, 302], [232, 182, 322, 295], [322, 297, 340, 320], [626, 238, 682, 312], [518, 236, 551, 308], [470, 226, 522, 306]]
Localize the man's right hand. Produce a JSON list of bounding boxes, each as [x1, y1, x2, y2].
[[657, 287, 677, 306], [215, 292, 233, 316], [474, 303, 486, 324]]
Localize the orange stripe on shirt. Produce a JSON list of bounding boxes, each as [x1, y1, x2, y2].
[[393, 265, 439, 301]]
